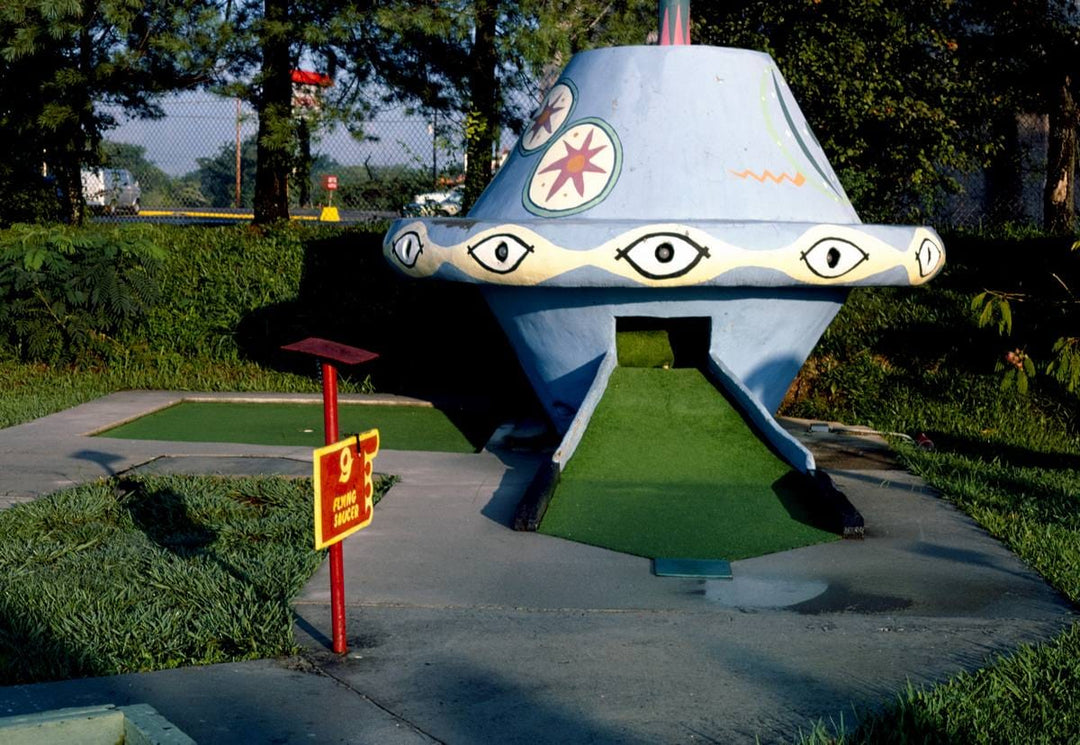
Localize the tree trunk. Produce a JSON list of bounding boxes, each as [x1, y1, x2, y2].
[[57, 159, 84, 227], [63, 7, 100, 226], [462, 0, 499, 214], [1044, 73, 1077, 234], [297, 118, 312, 208], [253, 0, 293, 224]]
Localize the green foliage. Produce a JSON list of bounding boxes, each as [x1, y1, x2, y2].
[[802, 624, 1080, 744], [372, 0, 652, 118], [697, 1, 994, 222], [100, 140, 193, 208], [1047, 337, 1080, 392], [785, 263, 1079, 449], [0, 0, 222, 224], [193, 136, 259, 209], [0, 222, 532, 428], [967, 232, 1080, 395], [212, 0, 385, 222], [0, 163, 66, 228], [995, 348, 1036, 394], [989, 0, 1080, 233], [0, 223, 163, 362], [102, 142, 171, 197], [186, 135, 343, 210], [971, 291, 1014, 336], [335, 163, 433, 212], [158, 176, 212, 209], [785, 284, 1005, 434], [371, 1, 654, 201], [0, 473, 394, 684], [138, 223, 307, 359]]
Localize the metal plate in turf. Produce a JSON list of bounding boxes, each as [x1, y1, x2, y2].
[[653, 558, 733, 579]]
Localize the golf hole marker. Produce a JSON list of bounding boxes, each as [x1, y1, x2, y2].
[[313, 429, 380, 550], [281, 337, 380, 654]]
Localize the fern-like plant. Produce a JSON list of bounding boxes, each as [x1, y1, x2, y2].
[[0, 224, 164, 363]]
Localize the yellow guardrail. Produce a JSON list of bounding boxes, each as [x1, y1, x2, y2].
[[139, 209, 324, 221]]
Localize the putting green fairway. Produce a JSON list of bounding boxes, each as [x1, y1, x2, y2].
[[539, 367, 840, 560], [96, 402, 489, 453]]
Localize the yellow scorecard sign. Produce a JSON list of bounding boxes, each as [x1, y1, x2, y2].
[[313, 429, 379, 550]]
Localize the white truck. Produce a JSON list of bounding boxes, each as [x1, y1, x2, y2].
[[81, 168, 141, 215]]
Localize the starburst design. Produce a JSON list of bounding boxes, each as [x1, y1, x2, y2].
[[538, 129, 607, 201], [527, 98, 565, 142]]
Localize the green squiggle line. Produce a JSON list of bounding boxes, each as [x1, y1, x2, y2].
[[759, 68, 843, 204]]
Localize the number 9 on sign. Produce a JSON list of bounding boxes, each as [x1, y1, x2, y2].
[[338, 446, 353, 483]]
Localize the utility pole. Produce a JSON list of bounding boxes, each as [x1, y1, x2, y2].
[[432, 110, 438, 190], [235, 98, 242, 208]]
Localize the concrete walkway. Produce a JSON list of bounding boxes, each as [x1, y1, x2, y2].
[[0, 392, 1075, 743]]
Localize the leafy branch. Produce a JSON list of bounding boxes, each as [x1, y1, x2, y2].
[[972, 237, 1080, 395]]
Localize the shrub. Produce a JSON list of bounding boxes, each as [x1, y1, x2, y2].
[[964, 231, 1080, 397], [0, 221, 535, 409], [0, 223, 163, 362], [138, 224, 311, 359]]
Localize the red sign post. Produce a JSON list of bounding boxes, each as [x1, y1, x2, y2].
[[319, 174, 339, 222], [281, 337, 379, 654]]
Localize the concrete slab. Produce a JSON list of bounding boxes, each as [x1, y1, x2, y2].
[[291, 456, 1074, 743], [0, 659, 436, 744], [0, 391, 1075, 743], [778, 416, 902, 471], [0, 391, 429, 505], [129, 455, 313, 478]]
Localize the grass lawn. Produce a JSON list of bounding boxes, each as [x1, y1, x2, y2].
[[0, 357, 374, 431], [788, 279, 1080, 743], [96, 401, 492, 453], [540, 367, 839, 560], [0, 472, 395, 685]]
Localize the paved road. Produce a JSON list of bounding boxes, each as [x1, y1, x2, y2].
[[92, 207, 399, 226]]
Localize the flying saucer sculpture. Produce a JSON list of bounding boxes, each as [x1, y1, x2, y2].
[[383, 42, 944, 476]]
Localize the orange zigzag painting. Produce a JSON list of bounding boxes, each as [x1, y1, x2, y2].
[[730, 169, 806, 186]]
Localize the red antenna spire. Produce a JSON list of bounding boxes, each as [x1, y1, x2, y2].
[[658, 0, 690, 45]]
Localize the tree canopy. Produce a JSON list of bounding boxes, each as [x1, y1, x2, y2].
[[0, 0, 220, 224], [369, 0, 654, 210], [0, 0, 1077, 230], [697, 0, 999, 223]]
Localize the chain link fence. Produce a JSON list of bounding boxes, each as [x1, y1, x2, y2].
[[101, 95, 1076, 228], [938, 112, 1080, 231], [99, 92, 529, 219]]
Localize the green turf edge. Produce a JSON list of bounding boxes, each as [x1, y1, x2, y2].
[[538, 367, 839, 560], [95, 401, 489, 453], [616, 329, 675, 368]]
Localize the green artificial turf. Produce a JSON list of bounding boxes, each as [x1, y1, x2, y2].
[[96, 401, 489, 453], [616, 329, 675, 368], [539, 367, 840, 560]]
